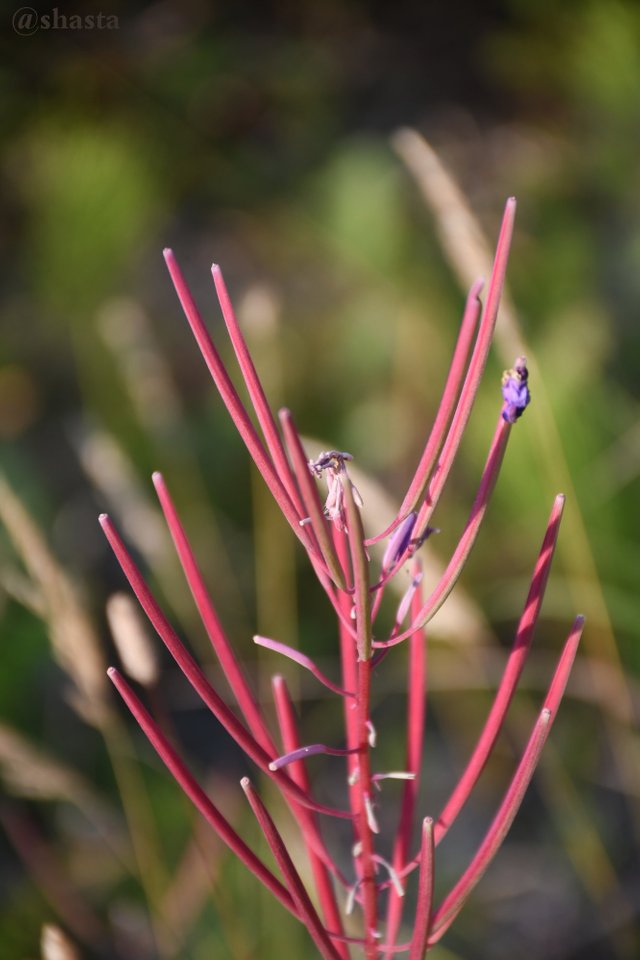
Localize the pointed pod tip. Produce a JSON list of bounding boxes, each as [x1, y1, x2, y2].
[[470, 277, 485, 298]]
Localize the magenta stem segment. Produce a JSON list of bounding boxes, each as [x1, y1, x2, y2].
[[375, 416, 510, 648], [434, 493, 566, 841], [342, 474, 372, 662], [401, 615, 585, 882], [408, 819, 435, 960], [391, 279, 483, 525], [99, 513, 352, 823], [211, 263, 305, 516], [410, 197, 515, 548], [334, 526, 361, 826], [369, 198, 515, 552], [153, 471, 275, 755], [241, 778, 343, 960], [254, 634, 354, 698], [272, 675, 350, 959], [163, 250, 310, 552], [355, 657, 379, 959], [107, 668, 296, 917], [428, 707, 552, 944], [384, 561, 427, 956]]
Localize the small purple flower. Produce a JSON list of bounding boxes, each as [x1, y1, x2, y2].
[[501, 355, 530, 424], [382, 512, 417, 571]]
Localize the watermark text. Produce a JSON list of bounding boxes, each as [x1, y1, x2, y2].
[[13, 7, 119, 36]]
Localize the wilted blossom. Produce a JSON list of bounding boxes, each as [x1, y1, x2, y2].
[[501, 355, 530, 424], [308, 450, 364, 532], [102, 198, 583, 958]]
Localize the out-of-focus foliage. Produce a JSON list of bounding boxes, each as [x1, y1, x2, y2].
[[0, 2, 638, 959]]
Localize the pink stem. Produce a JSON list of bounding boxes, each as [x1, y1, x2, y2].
[[408, 819, 435, 960], [368, 280, 483, 548], [342, 473, 372, 663], [356, 657, 379, 959], [163, 250, 310, 551], [279, 408, 347, 589], [254, 635, 354, 698], [99, 513, 352, 823], [335, 526, 361, 826], [211, 263, 305, 515], [107, 667, 296, 916], [403, 615, 584, 882], [385, 561, 427, 955], [374, 416, 510, 648], [428, 708, 551, 943], [433, 494, 566, 841], [153, 471, 274, 754], [241, 778, 343, 960], [367, 196, 515, 550], [272, 675, 350, 960], [340, 481, 379, 954], [542, 616, 584, 712], [410, 198, 515, 548]]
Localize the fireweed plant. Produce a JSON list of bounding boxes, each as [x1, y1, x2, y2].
[[101, 197, 584, 958]]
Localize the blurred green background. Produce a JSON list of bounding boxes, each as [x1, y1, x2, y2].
[[1, 1, 639, 958]]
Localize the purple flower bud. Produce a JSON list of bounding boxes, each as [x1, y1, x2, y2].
[[382, 512, 418, 571], [501, 355, 530, 424]]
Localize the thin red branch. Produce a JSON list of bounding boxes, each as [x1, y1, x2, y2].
[[272, 675, 350, 960], [369, 279, 483, 547], [401, 616, 584, 882], [153, 471, 274, 754], [384, 561, 427, 955], [342, 474, 372, 662], [163, 250, 310, 551], [410, 198, 515, 546], [355, 657, 379, 959], [408, 819, 435, 960], [433, 494, 565, 841], [99, 513, 352, 823], [428, 709, 549, 943], [107, 668, 296, 916], [241, 778, 343, 960], [211, 263, 305, 515], [334, 526, 361, 833], [374, 416, 510, 648]]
